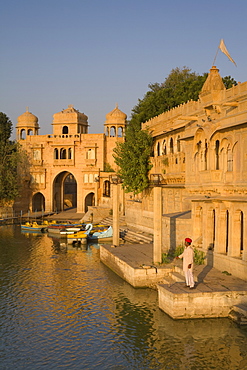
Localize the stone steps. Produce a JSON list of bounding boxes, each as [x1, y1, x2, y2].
[[169, 271, 185, 283], [228, 304, 247, 325], [99, 215, 153, 244], [120, 228, 153, 244]]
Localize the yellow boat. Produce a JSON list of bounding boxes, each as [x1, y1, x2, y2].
[[21, 220, 52, 233], [67, 230, 88, 244]]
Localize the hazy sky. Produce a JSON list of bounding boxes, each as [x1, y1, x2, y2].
[[1, 0, 246, 137]]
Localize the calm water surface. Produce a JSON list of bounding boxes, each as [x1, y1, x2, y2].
[[0, 226, 247, 369]]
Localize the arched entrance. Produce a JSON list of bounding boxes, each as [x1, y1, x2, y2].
[[85, 192, 95, 212], [32, 192, 45, 212], [53, 172, 77, 212]]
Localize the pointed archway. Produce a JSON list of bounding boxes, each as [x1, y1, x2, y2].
[[53, 172, 77, 212]]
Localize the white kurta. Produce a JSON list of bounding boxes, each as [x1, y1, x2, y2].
[[178, 246, 195, 288]]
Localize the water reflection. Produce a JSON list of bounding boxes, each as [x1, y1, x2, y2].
[[0, 226, 247, 369]]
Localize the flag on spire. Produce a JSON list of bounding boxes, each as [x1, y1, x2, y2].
[[219, 39, 237, 66]]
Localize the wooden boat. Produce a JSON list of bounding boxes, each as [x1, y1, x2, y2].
[[67, 230, 88, 244], [21, 220, 52, 233], [59, 227, 83, 237], [66, 223, 105, 244], [47, 222, 83, 234], [87, 226, 113, 242]]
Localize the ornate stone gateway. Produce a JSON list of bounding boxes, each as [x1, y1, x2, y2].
[[53, 172, 77, 212]]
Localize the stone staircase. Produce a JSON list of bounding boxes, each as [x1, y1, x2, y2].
[[229, 304, 247, 325], [99, 215, 153, 244]]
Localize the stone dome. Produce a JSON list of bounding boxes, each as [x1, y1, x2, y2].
[[17, 108, 39, 127], [105, 104, 127, 124]]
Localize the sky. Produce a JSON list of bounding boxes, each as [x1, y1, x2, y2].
[[1, 0, 247, 138]]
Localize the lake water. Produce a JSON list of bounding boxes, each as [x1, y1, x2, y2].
[[0, 225, 247, 369]]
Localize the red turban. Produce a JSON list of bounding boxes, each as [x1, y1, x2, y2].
[[185, 238, 192, 243]]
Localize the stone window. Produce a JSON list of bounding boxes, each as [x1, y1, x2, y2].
[[227, 146, 233, 171], [162, 140, 167, 155], [62, 126, 69, 134], [68, 148, 72, 159], [157, 142, 160, 156], [204, 141, 208, 170], [110, 126, 116, 137], [87, 149, 95, 159], [103, 180, 111, 197], [60, 148, 66, 159], [54, 148, 59, 159], [215, 140, 220, 170], [170, 138, 174, 154], [177, 136, 181, 152], [84, 174, 89, 183]]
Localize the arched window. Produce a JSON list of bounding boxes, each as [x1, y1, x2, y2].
[[117, 127, 123, 137], [54, 148, 59, 159], [68, 148, 72, 159], [110, 126, 116, 137], [60, 148, 66, 159], [226, 210, 229, 253], [20, 129, 26, 140], [163, 140, 167, 155], [103, 180, 111, 197], [215, 140, 220, 170], [157, 142, 160, 156], [62, 126, 68, 134], [240, 211, 244, 253], [227, 146, 233, 171], [204, 141, 208, 170], [170, 138, 174, 154], [177, 136, 181, 152]]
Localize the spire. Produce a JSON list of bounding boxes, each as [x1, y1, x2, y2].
[[201, 66, 225, 93]]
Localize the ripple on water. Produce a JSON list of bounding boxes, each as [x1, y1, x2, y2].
[[0, 227, 247, 369]]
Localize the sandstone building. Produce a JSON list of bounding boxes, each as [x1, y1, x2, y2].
[[15, 104, 126, 216], [124, 66, 247, 280], [15, 66, 247, 280]]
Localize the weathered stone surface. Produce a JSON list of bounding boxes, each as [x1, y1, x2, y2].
[[100, 244, 172, 288]]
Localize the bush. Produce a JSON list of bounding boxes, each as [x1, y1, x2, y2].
[[161, 253, 170, 264], [194, 248, 205, 265], [174, 245, 184, 257]]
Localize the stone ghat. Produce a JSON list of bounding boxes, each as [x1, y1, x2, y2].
[[158, 282, 247, 320], [100, 243, 247, 322]]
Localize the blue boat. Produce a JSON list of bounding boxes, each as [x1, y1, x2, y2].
[[87, 226, 113, 242], [21, 221, 52, 233]]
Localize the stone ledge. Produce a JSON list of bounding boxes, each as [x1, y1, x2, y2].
[[100, 244, 172, 288], [158, 283, 247, 319]]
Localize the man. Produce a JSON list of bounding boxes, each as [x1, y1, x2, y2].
[[177, 238, 195, 289]]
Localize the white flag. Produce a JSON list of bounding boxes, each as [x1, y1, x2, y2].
[[219, 39, 237, 66]]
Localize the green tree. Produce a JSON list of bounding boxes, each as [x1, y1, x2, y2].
[[222, 75, 237, 89], [0, 113, 22, 205], [113, 122, 153, 194], [131, 67, 237, 127], [131, 67, 208, 127]]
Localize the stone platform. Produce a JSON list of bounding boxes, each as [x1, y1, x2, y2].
[[100, 243, 172, 287], [100, 243, 247, 321]]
